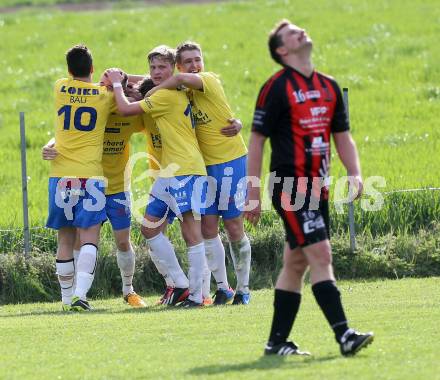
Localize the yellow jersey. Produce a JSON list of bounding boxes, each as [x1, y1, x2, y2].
[[102, 113, 145, 195], [142, 113, 162, 173], [50, 78, 114, 178], [140, 89, 206, 177], [190, 71, 247, 166]]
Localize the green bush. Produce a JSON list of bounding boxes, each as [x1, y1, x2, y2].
[[1, 219, 439, 304]]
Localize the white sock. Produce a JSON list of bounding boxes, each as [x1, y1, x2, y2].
[[56, 258, 75, 305], [204, 236, 229, 290], [202, 255, 211, 299], [229, 234, 251, 293], [117, 248, 135, 296], [73, 249, 80, 265], [147, 233, 188, 288], [74, 244, 97, 300], [149, 248, 175, 287], [187, 242, 205, 304], [72, 249, 80, 291]]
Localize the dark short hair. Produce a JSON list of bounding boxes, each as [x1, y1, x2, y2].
[[137, 76, 155, 97], [66, 44, 93, 77], [175, 41, 202, 64], [147, 45, 176, 66], [268, 19, 290, 65]]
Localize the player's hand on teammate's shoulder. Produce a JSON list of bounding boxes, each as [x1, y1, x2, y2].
[[243, 187, 262, 225], [105, 68, 125, 85], [220, 118, 242, 137], [42, 139, 58, 161]]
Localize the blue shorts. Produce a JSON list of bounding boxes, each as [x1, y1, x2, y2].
[[46, 177, 107, 230], [204, 155, 247, 220], [105, 192, 131, 231], [146, 175, 206, 222]]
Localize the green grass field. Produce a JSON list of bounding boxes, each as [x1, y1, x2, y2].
[[1, 3, 439, 379], [1, 278, 439, 379], [0, 0, 440, 228]]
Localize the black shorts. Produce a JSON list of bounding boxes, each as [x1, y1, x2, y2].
[[271, 177, 330, 249]]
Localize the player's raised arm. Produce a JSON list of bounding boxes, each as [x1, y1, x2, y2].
[[127, 74, 146, 84], [106, 69, 144, 116], [146, 73, 203, 97]]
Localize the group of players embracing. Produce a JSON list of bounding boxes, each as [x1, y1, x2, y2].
[[44, 18, 375, 358], [44, 41, 252, 311]]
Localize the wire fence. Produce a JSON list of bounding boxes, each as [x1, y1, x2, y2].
[[5, 107, 440, 257], [1, 186, 439, 255]]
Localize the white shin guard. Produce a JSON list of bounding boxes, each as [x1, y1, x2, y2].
[[149, 248, 175, 287], [117, 248, 135, 296], [229, 234, 251, 294], [202, 255, 211, 299], [56, 258, 75, 305], [204, 235, 229, 290], [74, 244, 97, 300], [147, 233, 188, 288], [188, 243, 205, 304]]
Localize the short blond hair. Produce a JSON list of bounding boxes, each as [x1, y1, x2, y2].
[[147, 45, 176, 66]]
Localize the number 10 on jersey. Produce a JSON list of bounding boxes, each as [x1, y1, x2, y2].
[[58, 105, 97, 131]]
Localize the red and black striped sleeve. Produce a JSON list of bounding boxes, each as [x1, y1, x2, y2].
[[252, 69, 285, 137], [327, 76, 349, 133]]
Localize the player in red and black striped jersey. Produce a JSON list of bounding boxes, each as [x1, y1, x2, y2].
[[245, 19, 374, 357], [253, 64, 349, 189]]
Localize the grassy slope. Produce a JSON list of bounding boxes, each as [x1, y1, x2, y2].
[[0, 278, 439, 379], [0, 0, 439, 227]]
